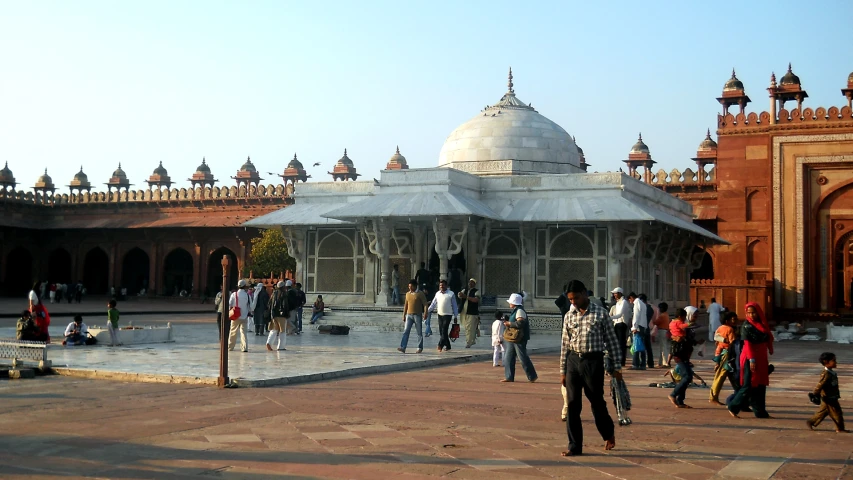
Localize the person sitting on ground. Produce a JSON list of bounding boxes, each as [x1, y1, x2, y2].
[[16, 310, 41, 341], [310, 295, 325, 324], [63, 315, 90, 346]]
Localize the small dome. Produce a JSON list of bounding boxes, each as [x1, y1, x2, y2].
[[780, 63, 800, 86], [848, 71, 853, 85], [195, 158, 211, 173], [723, 69, 744, 92], [153, 161, 168, 176], [698, 129, 717, 150], [112, 163, 127, 179], [38, 169, 53, 184], [287, 153, 304, 170], [73, 167, 88, 182], [0, 162, 13, 180], [388, 146, 407, 165], [630, 134, 650, 154], [240, 157, 256, 172], [337, 149, 354, 167]]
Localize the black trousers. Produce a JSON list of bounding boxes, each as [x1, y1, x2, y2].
[[613, 323, 628, 366], [437, 315, 452, 351], [643, 328, 654, 368], [565, 352, 614, 454]]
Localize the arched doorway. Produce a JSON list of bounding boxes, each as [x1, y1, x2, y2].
[[690, 249, 714, 281], [121, 248, 150, 295], [48, 248, 73, 284], [83, 247, 110, 294], [207, 247, 238, 296], [4, 247, 33, 296], [163, 248, 193, 296]]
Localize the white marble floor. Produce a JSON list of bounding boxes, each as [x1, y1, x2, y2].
[[2, 315, 560, 387]]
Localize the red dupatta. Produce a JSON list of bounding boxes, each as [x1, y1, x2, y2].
[[740, 302, 772, 387], [31, 303, 51, 343]]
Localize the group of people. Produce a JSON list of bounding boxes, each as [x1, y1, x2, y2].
[[219, 279, 325, 353], [31, 280, 85, 304]]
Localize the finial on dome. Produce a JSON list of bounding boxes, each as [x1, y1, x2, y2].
[[44, 168, 48, 175], [507, 67, 514, 94], [770, 72, 777, 86], [293, 153, 298, 161], [731, 68, 736, 78], [706, 128, 711, 138], [117, 162, 121, 169], [787, 62, 792, 73], [396, 145, 400, 154], [344, 148, 347, 156], [202, 157, 206, 164], [638, 132, 643, 141]]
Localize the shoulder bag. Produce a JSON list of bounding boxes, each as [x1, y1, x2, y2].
[[228, 292, 241, 321]]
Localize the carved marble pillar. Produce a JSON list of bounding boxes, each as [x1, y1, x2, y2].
[[473, 221, 491, 291], [411, 225, 426, 278], [364, 220, 392, 306], [609, 225, 642, 292], [519, 225, 534, 298]]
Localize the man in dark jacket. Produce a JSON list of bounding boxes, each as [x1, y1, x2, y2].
[[252, 283, 270, 336], [284, 280, 299, 335]]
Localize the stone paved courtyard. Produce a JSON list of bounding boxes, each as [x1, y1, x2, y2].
[[1, 334, 852, 479]]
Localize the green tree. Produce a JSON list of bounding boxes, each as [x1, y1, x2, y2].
[[247, 229, 295, 278]]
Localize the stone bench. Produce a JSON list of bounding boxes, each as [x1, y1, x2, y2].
[[0, 338, 51, 372]]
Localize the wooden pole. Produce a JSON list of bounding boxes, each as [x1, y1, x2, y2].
[[218, 255, 230, 387]]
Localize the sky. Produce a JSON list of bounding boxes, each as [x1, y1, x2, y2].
[[1, 1, 852, 191]]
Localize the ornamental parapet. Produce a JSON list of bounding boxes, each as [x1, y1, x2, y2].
[[634, 166, 717, 194], [0, 182, 295, 206], [718, 106, 853, 133]]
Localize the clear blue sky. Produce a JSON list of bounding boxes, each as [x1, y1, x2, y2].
[[1, 1, 851, 190]]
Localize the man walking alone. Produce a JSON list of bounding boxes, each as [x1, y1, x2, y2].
[[458, 278, 480, 348], [398, 280, 427, 353], [561, 280, 623, 456], [428, 279, 458, 352]]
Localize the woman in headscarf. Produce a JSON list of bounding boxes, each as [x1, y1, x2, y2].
[[252, 282, 270, 336], [28, 282, 51, 343], [727, 302, 774, 418]]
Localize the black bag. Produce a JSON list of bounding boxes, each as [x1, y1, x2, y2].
[[318, 325, 350, 335], [85, 333, 98, 346]]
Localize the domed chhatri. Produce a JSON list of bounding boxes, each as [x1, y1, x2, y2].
[[716, 68, 751, 116], [438, 67, 581, 176], [147, 161, 173, 190], [780, 63, 801, 86], [624, 133, 656, 183], [233, 156, 263, 188], [723, 69, 745, 92], [68, 166, 92, 193], [329, 149, 360, 181], [385, 146, 409, 171], [281, 153, 309, 184], [188, 157, 217, 188], [769, 63, 808, 114], [0, 161, 17, 190], [33, 168, 56, 195], [843, 72, 853, 110], [693, 129, 718, 176], [106, 163, 132, 193]]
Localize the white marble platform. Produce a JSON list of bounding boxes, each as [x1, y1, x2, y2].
[[0, 316, 560, 387]]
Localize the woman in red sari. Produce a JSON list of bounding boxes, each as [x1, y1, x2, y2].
[[727, 302, 773, 418], [29, 288, 51, 343]]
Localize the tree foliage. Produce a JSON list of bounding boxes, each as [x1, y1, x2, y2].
[[247, 229, 295, 278]]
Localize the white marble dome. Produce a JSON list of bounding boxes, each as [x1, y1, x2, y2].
[[438, 69, 581, 176]]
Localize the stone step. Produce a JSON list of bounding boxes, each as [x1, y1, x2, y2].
[[1, 367, 36, 379]]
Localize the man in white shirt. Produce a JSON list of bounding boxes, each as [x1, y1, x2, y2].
[[707, 297, 722, 342], [228, 279, 251, 352], [63, 315, 89, 346], [609, 288, 631, 367], [428, 279, 459, 352], [628, 292, 648, 370]]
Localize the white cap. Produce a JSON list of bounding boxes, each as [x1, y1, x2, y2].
[[276, 281, 286, 288], [237, 279, 248, 288], [285, 280, 293, 287], [506, 293, 524, 306], [610, 287, 623, 294]]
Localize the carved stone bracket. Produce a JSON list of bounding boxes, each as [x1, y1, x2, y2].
[[362, 220, 385, 257], [434, 220, 468, 259], [391, 229, 412, 256], [612, 225, 642, 260], [688, 239, 707, 270], [281, 227, 306, 258], [643, 227, 664, 261], [653, 233, 675, 263]]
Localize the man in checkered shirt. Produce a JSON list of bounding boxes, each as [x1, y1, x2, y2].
[[560, 280, 623, 456]]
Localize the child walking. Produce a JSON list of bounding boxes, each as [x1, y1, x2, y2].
[[709, 312, 738, 405], [491, 311, 505, 367], [807, 352, 846, 432], [107, 299, 122, 347], [666, 355, 706, 408]]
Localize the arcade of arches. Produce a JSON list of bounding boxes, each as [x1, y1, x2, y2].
[[0, 227, 255, 297]]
